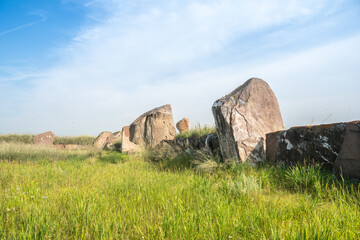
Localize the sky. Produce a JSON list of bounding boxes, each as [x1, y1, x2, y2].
[[0, 0, 359, 136]]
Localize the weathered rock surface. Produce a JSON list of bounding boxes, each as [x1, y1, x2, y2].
[[94, 131, 122, 149], [33, 131, 55, 145], [163, 134, 220, 157], [94, 131, 113, 148], [176, 118, 190, 134], [266, 121, 360, 170], [333, 122, 360, 178], [130, 104, 176, 147], [121, 126, 140, 154], [212, 78, 284, 163]]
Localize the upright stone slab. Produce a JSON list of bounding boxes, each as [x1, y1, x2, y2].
[[333, 122, 360, 178], [130, 104, 176, 147], [121, 126, 140, 154], [33, 131, 55, 146], [212, 78, 284, 163]]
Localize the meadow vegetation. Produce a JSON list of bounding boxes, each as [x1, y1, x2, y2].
[[0, 134, 96, 145], [175, 124, 216, 139], [0, 141, 360, 239], [53, 136, 96, 145]]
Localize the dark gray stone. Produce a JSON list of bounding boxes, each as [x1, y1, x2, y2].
[[266, 122, 358, 170]]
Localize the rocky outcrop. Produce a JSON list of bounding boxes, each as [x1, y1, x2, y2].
[[212, 78, 284, 164], [121, 126, 140, 154], [163, 134, 220, 157], [130, 104, 176, 147], [266, 121, 360, 172], [94, 131, 122, 149], [176, 118, 190, 134], [33, 131, 55, 145]]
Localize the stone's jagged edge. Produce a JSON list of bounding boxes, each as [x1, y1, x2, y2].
[[212, 100, 238, 163]]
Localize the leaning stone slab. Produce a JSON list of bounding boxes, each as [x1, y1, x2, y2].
[[266, 121, 360, 170], [94, 131, 114, 148], [212, 78, 284, 163], [33, 131, 55, 146], [94, 131, 122, 149], [130, 104, 176, 147], [333, 122, 360, 178]]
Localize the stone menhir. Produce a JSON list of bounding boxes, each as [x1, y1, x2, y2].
[[212, 78, 284, 163], [176, 117, 190, 134], [33, 131, 55, 145], [121, 126, 140, 154], [266, 121, 360, 171], [94, 131, 122, 149], [130, 104, 176, 147]]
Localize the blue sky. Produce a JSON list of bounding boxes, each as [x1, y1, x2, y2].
[[0, 0, 359, 136]]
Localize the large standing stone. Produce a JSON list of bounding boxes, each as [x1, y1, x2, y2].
[[212, 78, 284, 163], [130, 104, 176, 147], [176, 118, 190, 134], [266, 122, 357, 170], [333, 122, 360, 178], [121, 126, 140, 154], [33, 131, 55, 146]]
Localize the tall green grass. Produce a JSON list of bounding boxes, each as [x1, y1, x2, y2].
[[0, 134, 96, 145], [1, 144, 360, 239], [54, 136, 96, 145], [0, 143, 100, 163], [0, 134, 34, 144]]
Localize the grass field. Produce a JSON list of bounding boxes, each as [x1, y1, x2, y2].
[[1, 143, 360, 239]]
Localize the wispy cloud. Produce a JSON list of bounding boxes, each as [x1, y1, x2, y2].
[[1, 0, 359, 135], [0, 11, 47, 37]]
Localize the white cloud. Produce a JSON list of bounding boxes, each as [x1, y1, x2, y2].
[[1, 0, 359, 135]]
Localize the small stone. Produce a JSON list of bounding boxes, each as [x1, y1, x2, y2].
[[33, 131, 55, 145], [176, 118, 190, 134]]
